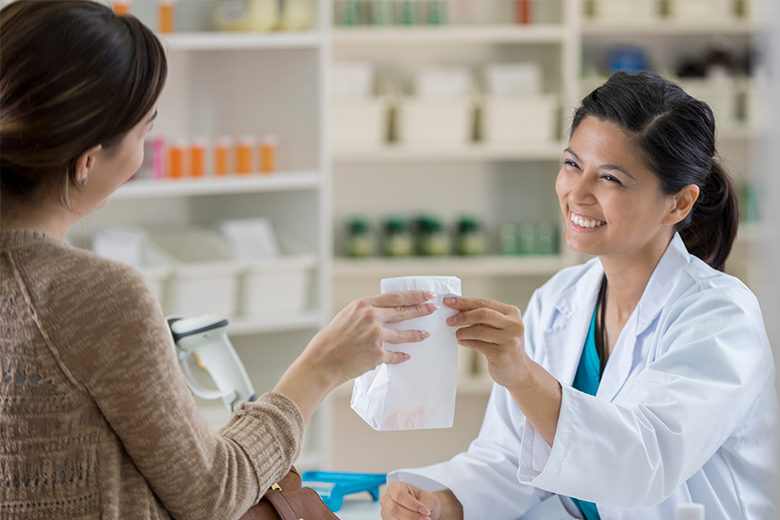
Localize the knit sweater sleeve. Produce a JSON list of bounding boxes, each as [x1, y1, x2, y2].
[[40, 255, 304, 520]]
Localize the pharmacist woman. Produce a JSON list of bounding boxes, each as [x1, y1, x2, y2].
[[0, 2, 436, 518], [380, 72, 778, 520]]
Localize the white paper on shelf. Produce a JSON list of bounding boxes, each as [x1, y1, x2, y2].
[[332, 61, 376, 99], [93, 226, 148, 268], [415, 66, 472, 98], [220, 218, 281, 260], [351, 276, 461, 431], [484, 62, 543, 96]]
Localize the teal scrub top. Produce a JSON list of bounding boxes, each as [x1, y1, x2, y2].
[[569, 305, 602, 520]]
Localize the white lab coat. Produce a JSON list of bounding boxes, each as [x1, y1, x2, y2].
[[389, 234, 778, 520]]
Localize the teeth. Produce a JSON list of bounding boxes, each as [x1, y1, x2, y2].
[[570, 213, 605, 229]]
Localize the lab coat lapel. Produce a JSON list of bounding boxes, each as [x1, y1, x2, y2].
[[598, 233, 692, 402], [542, 262, 603, 386]]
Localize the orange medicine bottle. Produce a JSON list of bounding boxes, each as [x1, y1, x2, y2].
[[236, 136, 256, 175], [159, 0, 175, 34], [214, 137, 232, 176], [190, 138, 208, 178], [260, 135, 278, 174], [168, 140, 187, 178], [112, 1, 130, 15]]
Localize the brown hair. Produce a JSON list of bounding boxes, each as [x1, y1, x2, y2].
[[0, 0, 167, 203]]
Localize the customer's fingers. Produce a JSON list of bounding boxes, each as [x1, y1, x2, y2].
[[381, 483, 431, 520], [380, 349, 411, 365], [380, 302, 439, 324], [369, 290, 435, 308], [380, 327, 429, 345]]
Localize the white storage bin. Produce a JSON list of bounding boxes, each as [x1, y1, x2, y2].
[[669, 0, 734, 22], [331, 98, 389, 150], [396, 97, 474, 147], [238, 233, 316, 317], [480, 94, 558, 144], [678, 78, 739, 129], [149, 229, 244, 318], [592, 0, 660, 23]]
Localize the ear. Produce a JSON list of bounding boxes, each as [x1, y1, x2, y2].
[[74, 144, 103, 184], [663, 184, 700, 226]]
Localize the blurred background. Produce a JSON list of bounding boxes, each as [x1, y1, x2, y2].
[[59, 0, 778, 493]]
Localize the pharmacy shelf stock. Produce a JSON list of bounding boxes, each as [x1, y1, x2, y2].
[[333, 255, 568, 279], [113, 171, 321, 199], [159, 31, 322, 51], [333, 142, 565, 163], [581, 20, 761, 37], [227, 310, 323, 337], [332, 24, 566, 46]]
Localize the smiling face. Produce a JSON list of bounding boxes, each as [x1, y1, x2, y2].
[[556, 116, 682, 264]]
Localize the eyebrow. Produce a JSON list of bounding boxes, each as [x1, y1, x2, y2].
[[563, 147, 637, 181], [147, 110, 158, 123]]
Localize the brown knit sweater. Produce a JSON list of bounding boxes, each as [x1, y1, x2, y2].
[[0, 229, 304, 520]]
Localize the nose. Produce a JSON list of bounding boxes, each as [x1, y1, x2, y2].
[[568, 172, 597, 206]]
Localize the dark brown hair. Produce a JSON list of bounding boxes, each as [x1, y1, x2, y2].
[[0, 0, 167, 202], [572, 71, 739, 272]]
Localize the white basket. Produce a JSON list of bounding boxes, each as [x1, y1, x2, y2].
[[331, 98, 389, 150], [480, 94, 558, 144], [238, 232, 316, 317], [592, 0, 660, 23], [149, 229, 244, 318], [136, 243, 173, 304], [396, 97, 474, 147], [668, 0, 735, 22]]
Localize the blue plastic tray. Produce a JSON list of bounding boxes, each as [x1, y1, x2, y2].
[[301, 471, 387, 512]]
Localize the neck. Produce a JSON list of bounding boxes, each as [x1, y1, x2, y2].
[[599, 234, 674, 324], [1, 195, 78, 242]]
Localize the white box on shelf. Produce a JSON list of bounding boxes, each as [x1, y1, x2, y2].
[[591, 0, 660, 23], [396, 97, 474, 147], [668, 0, 735, 22], [149, 229, 244, 318], [480, 95, 558, 144], [238, 233, 317, 317], [331, 98, 389, 149]]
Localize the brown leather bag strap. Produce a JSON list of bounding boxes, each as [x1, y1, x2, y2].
[[264, 489, 300, 520]]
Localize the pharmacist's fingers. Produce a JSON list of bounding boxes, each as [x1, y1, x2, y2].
[[369, 290, 436, 309], [457, 339, 496, 356], [380, 302, 439, 324], [456, 324, 504, 345], [443, 296, 518, 317], [381, 327, 430, 345], [380, 483, 431, 520], [446, 307, 508, 329]]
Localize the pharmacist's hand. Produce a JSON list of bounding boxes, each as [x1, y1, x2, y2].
[[305, 291, 437, 386], [444, 297, 530, 389], [380, 482, 441, 520]]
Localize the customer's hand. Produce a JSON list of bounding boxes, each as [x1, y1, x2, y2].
[[380, 482, 442, 520], [274, 291, 437, 423], [443, 297, 530, 390]]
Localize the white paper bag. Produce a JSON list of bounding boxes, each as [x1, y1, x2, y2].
[[350, 276, 461, 431]]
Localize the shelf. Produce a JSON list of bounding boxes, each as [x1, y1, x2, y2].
[[227, 311, 323, 337], [114, 171, 320, 199], [334, 255, 566, 279], [582, 20, 761, 37], [333, 142, 565, 162], [159, 31, 321, 51], [332, 25, 566, 45]]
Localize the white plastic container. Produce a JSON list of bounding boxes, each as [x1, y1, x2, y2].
[[238, 233, 316, 317], [592, 0, 660, 23], [396, 97, 474, 147], [480, 94, 558, 144], [669, 0, 734, 23], [150, 229, 244, 318], [331, 98, 389, 149]]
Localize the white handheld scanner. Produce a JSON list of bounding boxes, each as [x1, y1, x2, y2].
[[167, 315, 256, 413]]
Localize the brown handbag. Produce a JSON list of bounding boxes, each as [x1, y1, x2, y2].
[[239, 466, 340, 520]]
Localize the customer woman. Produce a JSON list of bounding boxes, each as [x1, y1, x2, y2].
[[380, 72, 778, 520], [0, 2, 436, 519]]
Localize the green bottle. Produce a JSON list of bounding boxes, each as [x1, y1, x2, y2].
[[346, 217, 376, 258]]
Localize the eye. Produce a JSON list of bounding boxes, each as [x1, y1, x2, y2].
[[564, 159, 579, 170], [602, 174, 622, 185]]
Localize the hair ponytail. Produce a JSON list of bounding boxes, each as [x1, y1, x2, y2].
[[572, 71, 740, 271], [678, 159, 739, 272]]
